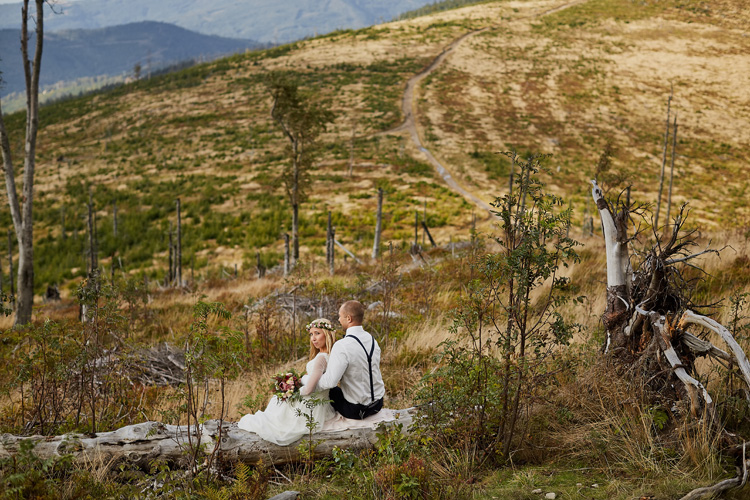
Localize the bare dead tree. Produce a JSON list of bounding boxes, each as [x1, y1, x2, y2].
[[326, 211, 332, 268], [372, 187, 384, 259], [176, 198, 182, 286], [665, 114, 678, 231], [112, 199, 118, 238], [592, 179, 750, 497], [0, 0, 45, 325], [412, 210, 419, 253], [168, 223, 174, 285], [256, 252, 265, 279], [654, 88, 673, 230], [348, 116, 357, 177], [329, 226, 335, 276], [421, 220, 436, 248], [283, 233, 290, 276], [7, 229, 14, 307], [87, 188, 98, 276]]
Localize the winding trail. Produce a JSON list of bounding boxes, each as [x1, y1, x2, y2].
[[382, 0, 588, 216]]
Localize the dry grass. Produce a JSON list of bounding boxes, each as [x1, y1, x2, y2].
[[543, 356, 727, 483]]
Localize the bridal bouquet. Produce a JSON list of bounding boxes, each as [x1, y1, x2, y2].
[[271, 370, 303, 402]]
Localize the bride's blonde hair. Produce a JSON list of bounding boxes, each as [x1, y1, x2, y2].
[[306, 317, 336, 359]]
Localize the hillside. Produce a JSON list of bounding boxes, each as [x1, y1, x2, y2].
[[0, 0, 747, 298], [0, 21, 262, 101], [1, 1, 750, 498]]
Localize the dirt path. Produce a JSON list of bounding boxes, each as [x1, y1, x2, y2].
[[383, 0, 589, 216]]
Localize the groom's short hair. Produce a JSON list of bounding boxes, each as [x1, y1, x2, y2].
[[341, 300, 365, 324]]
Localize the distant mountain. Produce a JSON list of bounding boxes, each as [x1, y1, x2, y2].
[[0, 21, 262, 98], [0, 0, 434, 43]]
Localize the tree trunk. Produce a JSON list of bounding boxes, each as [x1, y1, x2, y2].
[[412, 210, 419, 253], [0, 0, 44, 326], [329, 226, 335, 276], [7, 229, 14, 304], [654, 91, 672, 230], [0, 412, 414, 468], [87, 189, 97, 276], [283, 233, 290, 276], [591, 180, 630, 353], [421, 221, 436, 248], [326, 211, 332, 267], [113, 200, 118, 238], [176, 198, 182, 286], [373, 188, 383, 259], [168, 226, 174, 285], [292, 203, 299, 264], [665, 114, 678, 230]]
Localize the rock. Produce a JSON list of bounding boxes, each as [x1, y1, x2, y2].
[[268, 492, 300, 500], [532, 489, 543, 494], [545, 493, 556, 500], [576, 483, 583, 487]]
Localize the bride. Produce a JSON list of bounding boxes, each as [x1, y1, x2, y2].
[[238, 318, 337, 445]]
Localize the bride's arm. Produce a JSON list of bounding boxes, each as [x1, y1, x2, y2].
[[300, 354, 328, 396]]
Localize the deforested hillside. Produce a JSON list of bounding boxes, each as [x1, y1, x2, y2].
[[0, 0, 747, 299]]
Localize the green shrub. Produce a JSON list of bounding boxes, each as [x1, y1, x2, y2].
[[414, 153, 582, 463]]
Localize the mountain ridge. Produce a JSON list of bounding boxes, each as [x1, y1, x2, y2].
[[0, 0, 435, 43], [0, 21, 263, 99]]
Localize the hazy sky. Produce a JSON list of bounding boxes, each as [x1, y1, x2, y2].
[[0, 0, 82, 3]]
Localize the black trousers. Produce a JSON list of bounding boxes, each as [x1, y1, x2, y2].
[[329, 387, 383, 420]]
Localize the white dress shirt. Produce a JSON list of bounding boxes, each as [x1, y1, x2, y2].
[[316, 325, 385, 406]]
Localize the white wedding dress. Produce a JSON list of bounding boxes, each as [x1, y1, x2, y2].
[[238, 352, 335, 446]]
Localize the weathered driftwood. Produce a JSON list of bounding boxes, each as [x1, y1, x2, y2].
[[0, 411, 414, 468], [129, 342, 186, 387], [679, 443, 750, 500], [592, 180, 750, 497], [679, 310, 750, 401], [590, 180, 750, 413]]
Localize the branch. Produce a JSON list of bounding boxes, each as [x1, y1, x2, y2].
[[636, 306, 713, 417], [681, 332, 731, 361], [665, 247, 723, 266], [679, 310, 750, 402], [679, 443, 749, 500]]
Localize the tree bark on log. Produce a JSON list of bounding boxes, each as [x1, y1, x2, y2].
[[0, 411, 414, 468]]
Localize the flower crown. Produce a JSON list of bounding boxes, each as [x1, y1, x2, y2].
[[305, 319, 336, 332]]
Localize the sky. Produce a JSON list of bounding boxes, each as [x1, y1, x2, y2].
[[0, 0, 82, 3]]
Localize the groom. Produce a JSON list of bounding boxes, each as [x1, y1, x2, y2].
[[316, 300, 385, 419]]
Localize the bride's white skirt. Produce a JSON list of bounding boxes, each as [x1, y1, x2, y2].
[[237, 391, 335, 446], [239, 400, 407, 446]]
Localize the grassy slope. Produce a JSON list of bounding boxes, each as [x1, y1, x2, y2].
[[418, 0, 750, 230], [1, 0, 747, 297]]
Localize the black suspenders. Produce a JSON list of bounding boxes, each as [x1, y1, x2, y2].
[[347, 335, 376, 403]]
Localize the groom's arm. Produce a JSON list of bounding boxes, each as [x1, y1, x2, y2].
[[316, 344, 348, 391]]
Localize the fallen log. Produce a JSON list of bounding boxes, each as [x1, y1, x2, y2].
[[0, 410, 414, 468]]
